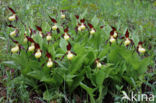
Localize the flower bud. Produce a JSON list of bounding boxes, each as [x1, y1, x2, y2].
[[11, 45, 19, 53], [8, 14, 16, 21], [46, 35, 52, 41], [61, 14, 65, 19], [47, 58, 53, 68], [67, 51, 74, 60], [124, 38, 131, 46], [10, 30, 16, 37], [35, 49, 41, 58], [28, 43, 35, 52], [52, 24, 57, 30], [109, 37, 116, 43]]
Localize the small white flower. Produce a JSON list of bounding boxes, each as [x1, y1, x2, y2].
[[64, 33, 70, 40], [11, 45, 19, 53], [90, 29, 95, 35], [8, 14, 16, 21], [52, 24, 57, 30], [46, 35, 52, 41], [47, 58, 53, 68], [80, 23, 85, 30], [113, 32, 118, 38], [67, 51, 74, 60], [35, 49, 41, 58], [138, 46, 146, 54], [97, 62, 102, 68], [110, 36, 116, 43], [28, 43, 35, 52], [61, 14, 65, 19], [10, 30, 16, 37], [124, 38, 131, 46]]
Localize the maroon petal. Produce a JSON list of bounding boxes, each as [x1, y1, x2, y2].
[[125, 29, 129, 38], [26, 36, 34, 42], [75, 15, 79, 19], [80, 19, 85, 23], [67, 42, 71, 50], [46, 52, 51, 58], [7, 24, 16, 28], [110, 30, 114, 36], [8, 7, 16, 14], [88, 23, 93, 29], [16, 16, 18, 21], [111, 26, 116, 31], [49, 16, 57, 23], [35, 43, 40, 49], [61, 10, 66, 13], [138, 41, 143, 45], [64, 27, 68, 32], [36, 26, 42, 31], [100, 26, 104, 29]]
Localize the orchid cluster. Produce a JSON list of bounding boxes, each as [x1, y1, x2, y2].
[[8, 7, 147, 69]]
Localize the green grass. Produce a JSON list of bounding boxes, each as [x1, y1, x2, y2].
[[0, 0, 155, 103]]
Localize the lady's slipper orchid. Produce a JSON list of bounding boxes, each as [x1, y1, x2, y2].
[[111, 26, 118, 38], [34, 43, 42, 58], [46, 32, 52, 41], [46, 52, 54, 68], [95, 58, 102, 68], [61, 42, 76, 60], [11, 44, 19, 53], [35, 49, 42, 58], [28, 43, 35, 52], [49, 17, 58, 31], [62, 28, 71, 41], [10, 29, 17, 37], [88, 23, 96, 35], [79, 19, 86, 30], [66, 43, 74, 60], [60, 10, 66, 19], [8, 7, 18, 21], [26, 36, 35, 52], [109, 31, 116, 43], [123, 29, 134, 46], [137, 42, 146, 54], [10, 40, 22, 54], [36, 26, 44, 37]]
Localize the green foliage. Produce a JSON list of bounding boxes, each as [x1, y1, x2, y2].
[[0, 0, 155, 102]]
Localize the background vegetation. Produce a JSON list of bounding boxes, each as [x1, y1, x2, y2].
[[0, 0, 155, 103]]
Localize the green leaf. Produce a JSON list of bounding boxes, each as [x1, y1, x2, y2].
[[91, 15, 99, 26], [80, 82, 96, 103], [59, 38, 68, 52], [43, 90, 53, 101]]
